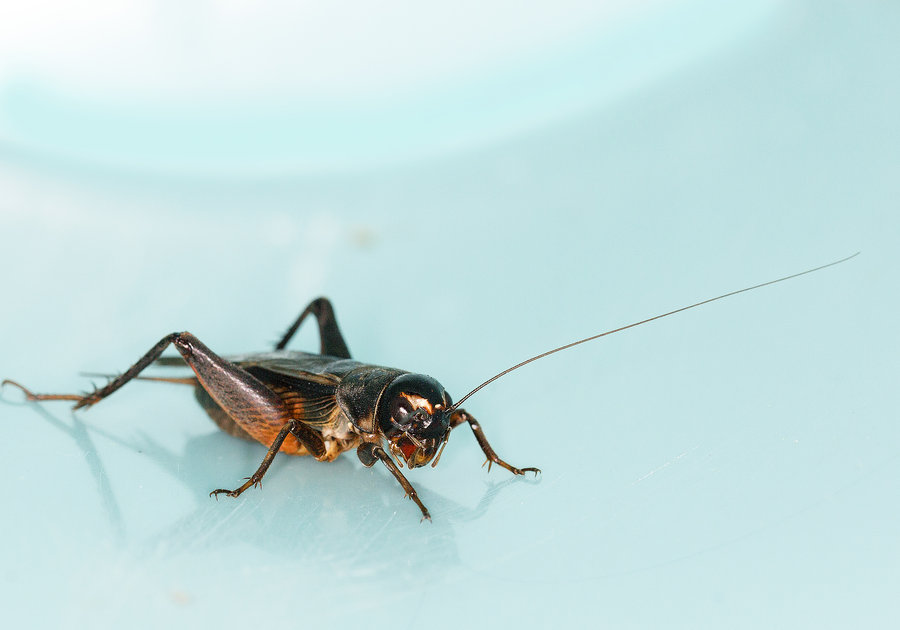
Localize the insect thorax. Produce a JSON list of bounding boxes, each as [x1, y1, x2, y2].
[[335, 366, 407, 435]]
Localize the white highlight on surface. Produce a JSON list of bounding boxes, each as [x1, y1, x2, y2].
[[632, 446, 699, 484], [0, 1, 780, 174], [0, 1, 646, 97]]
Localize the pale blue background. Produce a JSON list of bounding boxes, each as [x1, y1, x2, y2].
[[0, 2, 897, 629]]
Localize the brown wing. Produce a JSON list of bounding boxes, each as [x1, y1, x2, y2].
[[239, 361, 341, 432], [155, 352, 346, 434]]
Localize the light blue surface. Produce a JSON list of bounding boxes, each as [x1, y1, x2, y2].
[[1, 2, 898, 629]]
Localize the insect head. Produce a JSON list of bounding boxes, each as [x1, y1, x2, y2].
[[376, 374, 452, 469]]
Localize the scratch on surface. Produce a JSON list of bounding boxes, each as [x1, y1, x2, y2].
[[631, 445, 699, 485]]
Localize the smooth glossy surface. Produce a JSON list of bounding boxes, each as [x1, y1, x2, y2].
[[1, 2, 897, 628]]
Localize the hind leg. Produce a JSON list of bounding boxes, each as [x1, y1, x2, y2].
[[275, 297, 351, 358], [3, 333, 290, 434], [3, 381, 83, 404], [5, 332, 329, 500], [5, 334, 182, 409]]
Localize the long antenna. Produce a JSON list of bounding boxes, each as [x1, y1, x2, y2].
[[448, 252, 859, 411]]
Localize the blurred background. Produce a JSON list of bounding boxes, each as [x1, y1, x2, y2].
[[1, 1, 897, 628]]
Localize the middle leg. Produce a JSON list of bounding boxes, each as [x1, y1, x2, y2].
[[210, 418, 326, 498], [210, 420, 297, 498]]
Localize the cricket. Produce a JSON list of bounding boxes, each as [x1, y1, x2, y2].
[[3, 253, 857, 520]]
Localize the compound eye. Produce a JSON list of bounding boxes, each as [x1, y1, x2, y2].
[[390, 396, 415, 429]]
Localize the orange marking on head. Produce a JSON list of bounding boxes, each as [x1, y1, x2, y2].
[[399, 393, 433, 414]]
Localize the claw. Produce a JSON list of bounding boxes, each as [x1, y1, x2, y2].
[[2, 379, 87, 405], [2, 380, 36, 400]]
